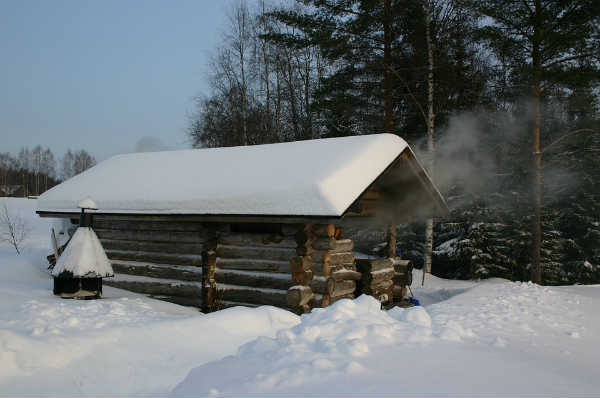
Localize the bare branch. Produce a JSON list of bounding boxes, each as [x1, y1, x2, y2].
[[0, 203, 29, 255]]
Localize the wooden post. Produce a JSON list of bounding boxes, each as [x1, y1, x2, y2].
[[201, 238, 217, 313], [386, 224, 396, 259]]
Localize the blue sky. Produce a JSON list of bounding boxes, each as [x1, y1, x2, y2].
[[0, 0, 232, 161]]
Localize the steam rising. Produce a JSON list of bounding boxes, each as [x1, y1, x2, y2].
[[414, 104, 579, 211]]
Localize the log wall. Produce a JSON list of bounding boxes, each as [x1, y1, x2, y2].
[[96, 218, 216, 308], [94, 218, 360, 313]]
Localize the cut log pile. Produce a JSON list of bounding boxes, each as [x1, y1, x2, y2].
[[392, 258, 412, 301], [356, 258, 395, 304], [287, 224, 358, 312]]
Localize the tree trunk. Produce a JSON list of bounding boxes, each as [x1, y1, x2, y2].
[[423, 0, 435, 284], [532, 0, 542, 284], [383, 0, 394, 134], [275, 53, 282, 137], [261, 0, 272, 140]]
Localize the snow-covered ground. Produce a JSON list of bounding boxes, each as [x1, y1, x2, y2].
[[1, 198, 599, 397]]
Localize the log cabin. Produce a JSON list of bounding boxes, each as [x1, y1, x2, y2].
[[37, 134, 447, 313]]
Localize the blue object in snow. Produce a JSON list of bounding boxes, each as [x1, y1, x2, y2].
[[409, 297, 420, 306], [396, 247, 402, 257]]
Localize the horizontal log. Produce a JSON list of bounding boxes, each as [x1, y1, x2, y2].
[[292, 269, 313, 285], [93, 219, 211, 232], [362, 280, 394, 296], [307, 237, 351, 253], [331, 269, 362, 281], [216, 258, 291, 273], [218, 232, 297, 248], [392, 258, 412, 269], [105, 278, 202, 297], [331, 239, 353, 253], [286, 285, 313, 307], [393, 285, 407, 299], [106, 250, 203, 266], [101, 239, 203, 254], [281, 224, 302, 236], [313, 224, 335, 238], [329, 280, 356, 298], [112, 262, 203, 282], [218, 285, 288, 307], [309, 293, 337, 308], [312, 251, 354, 264], [330, 292, 355, 304], [219, 300, 261, 309], [40, 212, 341, 225], [290, 256, 312, 273], [363, 268, 395, 285], [310, 276, 332, 295], [215, 269, 292, 290], [95, 228, 211, 244], [312, 237, 336, 251], [310, 276, 355, 296], [149, 295, 203, 308], [355, 258, 394, 273], [216, 245, 296, 262]]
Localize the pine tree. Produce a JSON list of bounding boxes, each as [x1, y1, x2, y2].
[[465, 0, 600, 283]]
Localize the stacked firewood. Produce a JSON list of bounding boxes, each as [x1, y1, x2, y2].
[[392, 258, 412, 300], [355, 258, 395, 304]]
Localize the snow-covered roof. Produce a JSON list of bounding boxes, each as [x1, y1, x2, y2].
[[37, 134, 445, 218], [52, 227, 114, 278]]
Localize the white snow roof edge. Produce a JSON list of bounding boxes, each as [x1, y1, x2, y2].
[[37, 134, 444, 217]]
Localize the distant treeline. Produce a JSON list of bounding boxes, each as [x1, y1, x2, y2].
[[0, 147, 96, 197]]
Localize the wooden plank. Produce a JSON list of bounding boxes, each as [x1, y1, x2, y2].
[[331, 269, 362, 281], [95, 228, 210, 243], [38, 212, 343, 225], [215, 269, 292, 290], [93, 219, 211, 232], [112, 262, 203, 282], [105, 249, 203, 266], [387, 224, 397, 258], [331, 239, 353, 253], [356, 258, 394, 273], [105, 278, 202, 297], [362, 279, 394, 296], [216, 258, 291, 273], [101, 239, 203, 254], [218, 285, 288, 307], [313, 224, 335, 237], [220, 300, 261, 309], [148, 295, 203, 308], [363, 268, 395, 285], [313, 251, 354, 264], [218, 232, 297, 248], [216, 244, 296, 262], [312, 237, 336, 251]]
